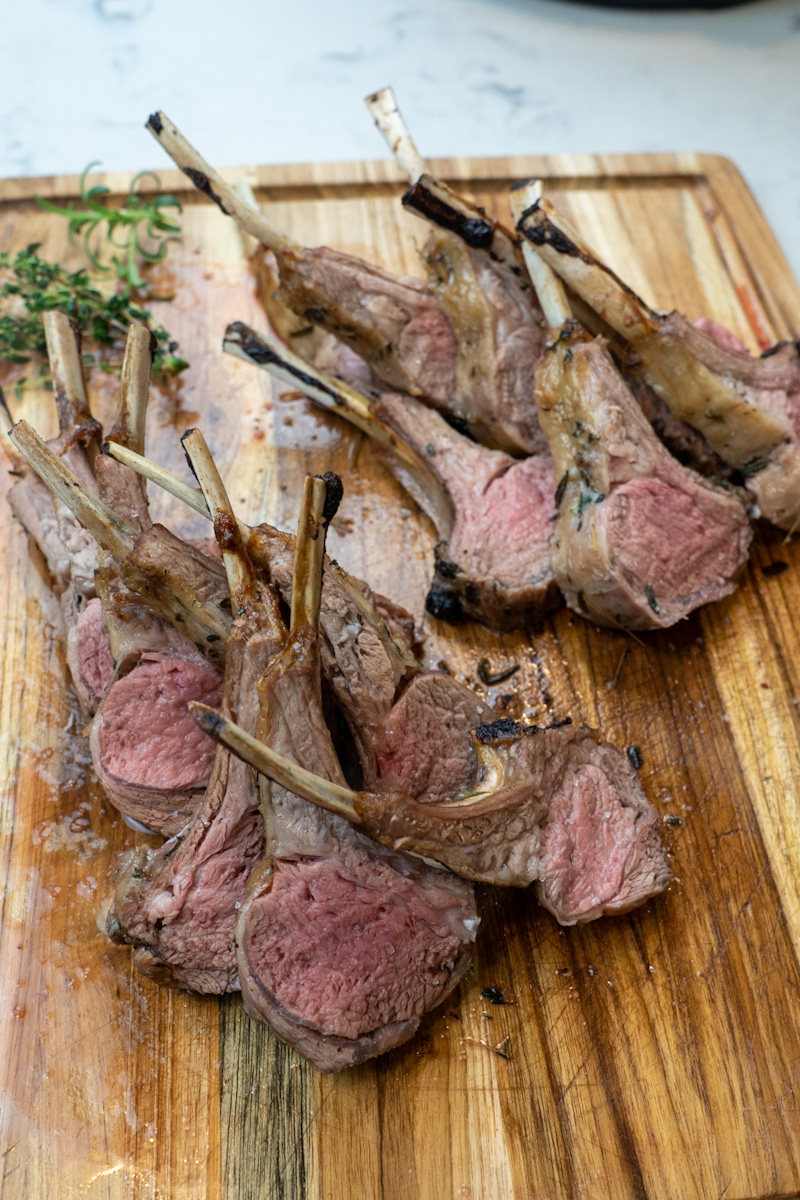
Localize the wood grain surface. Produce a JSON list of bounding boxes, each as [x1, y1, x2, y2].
[[1, 153, 800, 1200]]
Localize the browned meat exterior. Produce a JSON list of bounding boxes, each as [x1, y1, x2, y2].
[[535, 325, 752, 630], [424, 228, 547, 453], [376, 391, 559, 629], [635, 315, 800, 528], [624, 369, 734, 478], [244, 523, 420, 782], [277, 245, 459, 403], [516, 194, 800, 529]]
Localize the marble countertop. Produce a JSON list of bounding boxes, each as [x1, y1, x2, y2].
[[1, 0, 798, 282]]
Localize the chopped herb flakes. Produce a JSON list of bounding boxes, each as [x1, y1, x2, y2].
[[574, 473, 605, 518], [645, 585, 660, 614], [741, 456, 770, 478]]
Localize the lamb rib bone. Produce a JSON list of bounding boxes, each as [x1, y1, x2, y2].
[[145, 112, 298, 254], [365, 86, 426, 182], [508, 181, 571, 329], [222, 320, 454, 538], [515, 191, 800, 529], [223, 321, 560, 631]]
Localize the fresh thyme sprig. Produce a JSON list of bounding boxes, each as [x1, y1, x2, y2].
[[35, 163, 182, 296], [0, 164, 188, 390], [0, 246, 187, 385]]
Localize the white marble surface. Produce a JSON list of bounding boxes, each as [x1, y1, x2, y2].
[[1, 0, 799, 280]]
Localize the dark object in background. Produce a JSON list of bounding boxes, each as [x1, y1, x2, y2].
[[569, 0, 753, 10]]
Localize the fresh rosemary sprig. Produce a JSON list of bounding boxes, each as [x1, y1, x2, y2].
[[0, 165, 187, 389], [35, 163, 182, 296]]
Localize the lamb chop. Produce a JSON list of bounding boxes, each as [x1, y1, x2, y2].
[[106, 428, 283, 992], [222, 321, 559, 630], [10, 414, 228, 835], [145, 110, 544, 456], [195, 673, 671, 924], [107, 447, 478, 1069], [227, 473, 477, 1070], [365, 86, 549, 454], [506, 183, 753, 631], [7, 311, 109, 715], [516, 192, 800, 530]]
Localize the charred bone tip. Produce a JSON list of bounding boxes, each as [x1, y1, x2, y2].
[[402, 177, 494, 250], [189, 701, 225, 739], [146, 111, 164, 135], [315, 471, 344, 524]]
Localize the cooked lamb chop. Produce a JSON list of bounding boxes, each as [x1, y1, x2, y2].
[[508, 183, 753, 631], [9, 417, 229, 835], [516, 192, 800, 529], [110, 452, 478, 1069], [366, 87, 548, 454], [195, 683, 671, 924], [7, 312, 108, 714], [146, 110, 544, 456], [223, 322, 560, 630], [108, 428, 285, 993], [229, 474, 477, 1070], [89, 326, 224, 833]]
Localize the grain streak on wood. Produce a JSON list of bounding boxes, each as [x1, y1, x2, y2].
[[1, 153, 800, 1200]]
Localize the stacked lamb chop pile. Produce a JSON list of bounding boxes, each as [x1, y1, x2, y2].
[[145, 94, 800, 638], [9, 316, 671, 1071], [13, 89, 792, 1072]]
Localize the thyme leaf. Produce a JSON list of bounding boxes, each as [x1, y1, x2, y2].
[[740, 455, 770, 478], [645, 585, 660, 614]]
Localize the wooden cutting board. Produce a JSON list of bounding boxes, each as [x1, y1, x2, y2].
[[1, 151, 800, 1200]]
